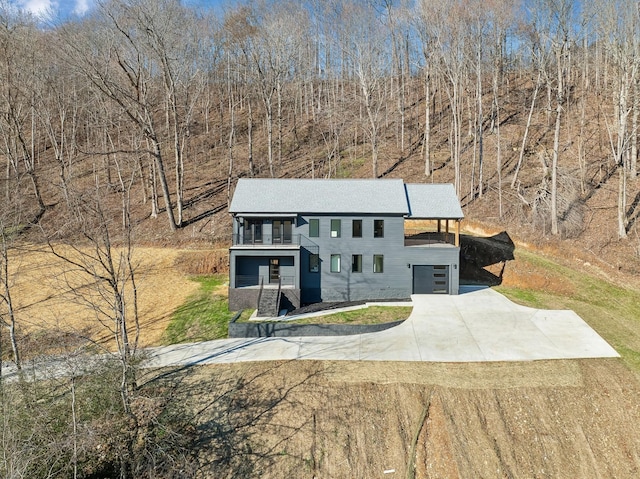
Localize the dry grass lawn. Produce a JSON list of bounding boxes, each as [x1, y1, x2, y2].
[[9, 246, 228, 352]]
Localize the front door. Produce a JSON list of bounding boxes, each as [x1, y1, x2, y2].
[[269, 258, 280, 283]]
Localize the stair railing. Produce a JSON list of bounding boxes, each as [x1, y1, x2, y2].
[[275, 276, 282, 316], [256, 276, 264, 312]]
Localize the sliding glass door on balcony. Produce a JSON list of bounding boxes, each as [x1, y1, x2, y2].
[[243, 220, 263, 244], [273, 220, 292, 244]]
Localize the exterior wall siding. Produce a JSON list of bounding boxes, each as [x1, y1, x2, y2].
[[229, 213, 461, 308], [300, 214, 408, 301]]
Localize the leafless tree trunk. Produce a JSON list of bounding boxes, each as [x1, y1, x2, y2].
[[632, 75, 639, 178], [494, 66, 503, 218], [512, 71, 542, 188], [60, 0, 184, 232], [551, 73, 563, 236], [597, 0, 639, 238], [248, 98, 255, 176], [423, 67, 432, 177], [532, 0, 574, 236], [0, 229, 20, 370], [46, 185, 139, 418], [357, 67, 383, 178], [476, 42, 484, 198], [227, 59, 236, 207]]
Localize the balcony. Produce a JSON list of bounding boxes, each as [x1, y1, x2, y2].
[[404, 219, 460, 248], [232, 233, 302, 247], [231, 234, 319, 254], [404, 231, 458, 247]]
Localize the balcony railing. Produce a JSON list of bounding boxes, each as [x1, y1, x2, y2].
[[232, 234, 320, 255], [404, 231, 457, 246], [235, 275, 295, 288], [232, 233, 301, 246]]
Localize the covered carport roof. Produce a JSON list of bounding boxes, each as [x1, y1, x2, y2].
[[404, 183, 464, 220]]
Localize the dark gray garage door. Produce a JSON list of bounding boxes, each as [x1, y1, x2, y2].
[[413, 265, 449, 294]]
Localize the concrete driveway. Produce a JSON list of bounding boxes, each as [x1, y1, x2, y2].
[[144, 287, 619, 368]]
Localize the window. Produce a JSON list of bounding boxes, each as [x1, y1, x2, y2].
[[373, 254, 384, 273], [330, 254, 341, 272], [352, 219, 362, 238], [374, 219, 384, 238], [330, 219, 341, 238], [309, 219, 319, 238], [309, 253, 319, 273], [352, 254, 362, 273]]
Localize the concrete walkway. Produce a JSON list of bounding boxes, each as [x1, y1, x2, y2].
[[144, 287, 619, 368]]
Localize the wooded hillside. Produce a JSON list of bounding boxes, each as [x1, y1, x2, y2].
[[2, 0, 640, 362], [2, 0, 639, 250], [2, 1, 640, 477]]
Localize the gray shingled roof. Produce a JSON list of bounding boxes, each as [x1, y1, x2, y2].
[[230, 178, 409, 214], [230, 178, 463, 218], [404, 183, 464, 219]]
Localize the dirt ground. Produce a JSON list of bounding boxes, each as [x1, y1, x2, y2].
[[145, 358, 640, 479]]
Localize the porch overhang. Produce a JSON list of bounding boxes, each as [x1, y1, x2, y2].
[[404, 218, 462, 247], [233, 213, 297, 218]]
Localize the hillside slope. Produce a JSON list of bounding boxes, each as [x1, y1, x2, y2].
[[146, 358, 640, 479]]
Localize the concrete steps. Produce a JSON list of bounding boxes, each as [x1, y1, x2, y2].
[[257, 289, 280, 317]]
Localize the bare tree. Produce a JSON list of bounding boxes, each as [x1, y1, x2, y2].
[[60, 0, 180, 231], [340, 0, 390, 178], [530, 0, 576, 235], [488, 0, 516, 216], [0, 200, 22, 370], [228, 2, 303, 177], [0, 11, 48, 372], [431, 0, 469, 195], [124, 0, 209, 225], [0, 14, 46, 220], [380, 0, 411, 153], [44, 157, 140, 417], [416, 0, 443, 177], [596, 0, 640, 238], [33, 42, 83, 208], [511, 71, 542, 189], [223, 6, 257, 176]]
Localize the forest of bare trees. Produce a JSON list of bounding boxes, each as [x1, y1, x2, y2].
[[1, 0, 640, 476], [0, 0, 637, 238]]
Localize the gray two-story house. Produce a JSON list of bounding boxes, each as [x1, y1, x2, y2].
[[228, 178, 464, 313]]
